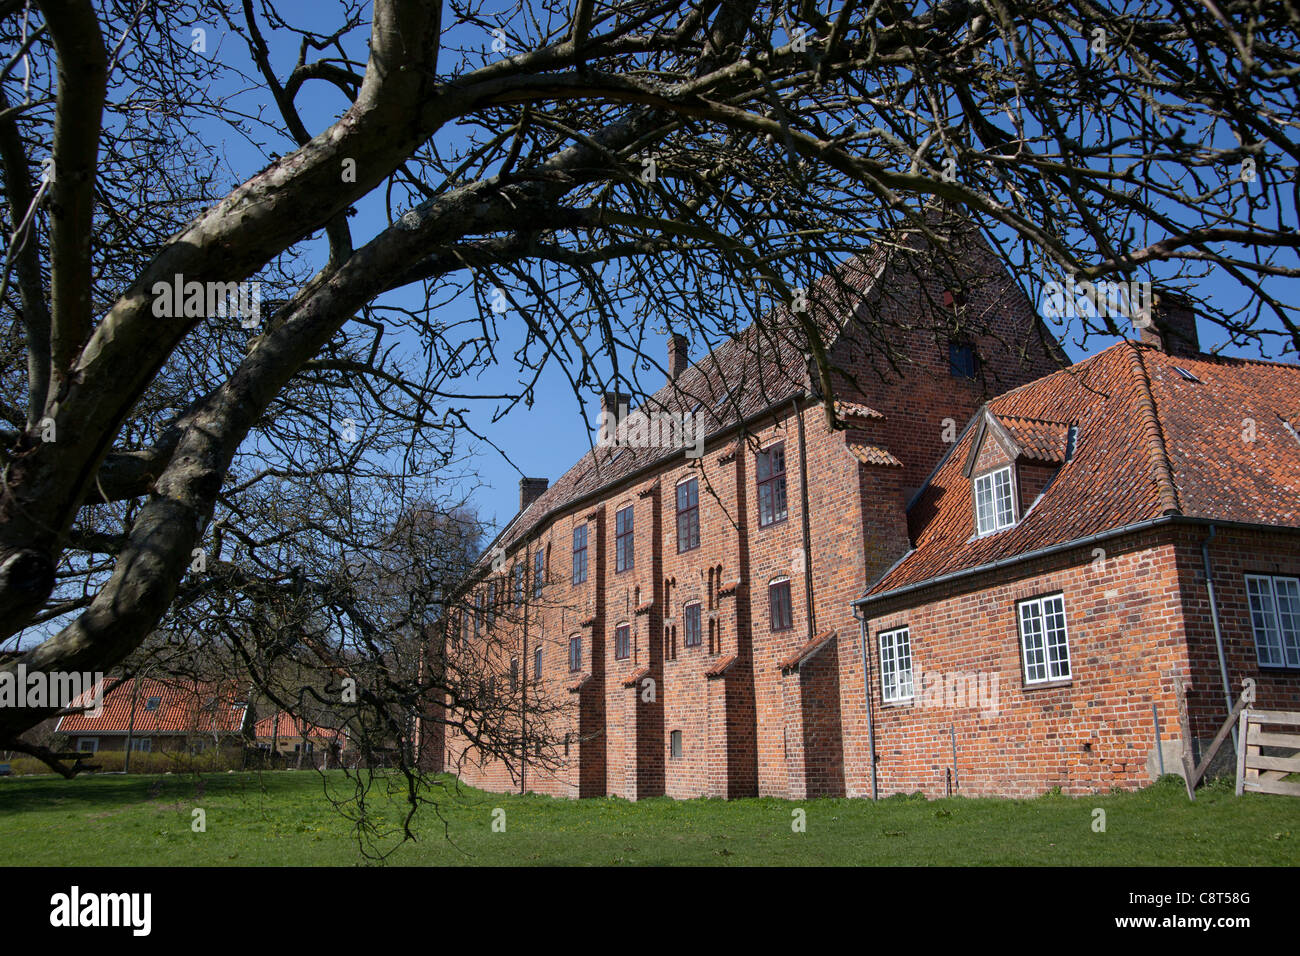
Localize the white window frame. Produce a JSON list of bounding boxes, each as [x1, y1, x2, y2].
[[878, 626, 914, 703], [973, 465, 1017, 536], [1245, 574, 1300, 669], [131, 737, 151, 753], [76, 737, 98, 753], [1018, 593, 1072, 684]]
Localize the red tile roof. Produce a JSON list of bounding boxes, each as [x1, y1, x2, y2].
[[252, 713, 345, 743], [835, 399, 884, 421], [567, 673, 591, 693], [849, 442, 903, 467], [56, 678, 249, 735], [778, 630, 838, 671], [704, 655, 738, 679], [995, 414, 1071, 463], [866, 343, 1300, 599], [621, 667, 651, 689]]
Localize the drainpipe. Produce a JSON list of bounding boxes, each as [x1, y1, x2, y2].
[[793, 398, 815, 641], [854, 604, 878, 800], [1200, 525, 1234, 726]]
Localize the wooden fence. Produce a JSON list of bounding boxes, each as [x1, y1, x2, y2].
[[1236, 708, 1300, 797]]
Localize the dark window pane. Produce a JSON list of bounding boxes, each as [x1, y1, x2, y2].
[[676, 478, 700, 552], [616, 506, 634, 572], [949, 342, 978, 379], [572, 525, 588, 584], [757, 445, 788, 527], [770, 580, 793, 630], [684, 603, 702, 647]]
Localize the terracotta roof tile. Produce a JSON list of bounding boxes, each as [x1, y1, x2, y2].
[[835, 399, 884, 420], [567, 673, 591, 693], [56, 678, 248, 735], [995, 415, 1070, 463], [849, 442, 903, 467], [253, 713, 346, 743], [704, 655, 737, 679], [778, 630, 838, 671], [867, 343, 1300, 599], [621, 667, 650, 688]]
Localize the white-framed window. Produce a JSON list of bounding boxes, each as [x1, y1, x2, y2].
[[878, 626, 914, 703], [974, 466, 1016, 536], [131, 738, 151, 752], [1018, 593, 1072, 684], [76, 738, 98, 753], [1245, 574, 1300, 669]]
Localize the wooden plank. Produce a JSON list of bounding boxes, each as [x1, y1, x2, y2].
[[1245, 776, 1300, 797], [1246, 753, 1300, 774], [1236, 710, 1250, 796], [1247, 709, 1300, 726], [1191, 693, 1252, 787], [1246, 727, 1300, 749], [1176, 680, 1196, 800]]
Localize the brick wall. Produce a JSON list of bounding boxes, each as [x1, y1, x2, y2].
[[860, 529, 1193, 798], [437, 231, 1065, 799]]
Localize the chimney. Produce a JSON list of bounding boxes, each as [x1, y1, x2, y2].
[[601, 391, 631, 417], [519, 477, 548, 511], [1138, 290, 1200, 358], [668, 333, 689, 382]]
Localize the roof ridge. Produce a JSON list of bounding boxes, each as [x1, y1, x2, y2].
[[1128, 339, 1300, 371], [1124, 343, 1182, 516]]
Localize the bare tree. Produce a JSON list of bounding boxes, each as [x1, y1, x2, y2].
[[2, 0, 1298, 770]]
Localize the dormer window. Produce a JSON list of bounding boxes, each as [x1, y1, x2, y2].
[[974, 466, 1016, 536]]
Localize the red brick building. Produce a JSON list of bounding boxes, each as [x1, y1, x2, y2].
[[55, 677, 250, 756], [855, 317, 1300, 797], [429, 224, 1064, 799], [428, 225, 1298, 800]]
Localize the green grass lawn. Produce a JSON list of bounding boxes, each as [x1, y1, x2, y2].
[[0, 770, 1293, 866]]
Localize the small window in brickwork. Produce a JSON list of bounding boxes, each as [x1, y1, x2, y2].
[[616, 505, 635, 572], [974, 466, 1016, 536], [513, 563, 524, 606], [474, 594, 483, 637], [676, 478, 700, 552], [670, 730, 683, 760], [615, 623, 631, 661], [510, 657, 519, 693], [569, 635, 582, 672], [534, 548, 545, 598], [533, 646, 542, 684], [572, 524, 588, 584], [486, 581, 497, 627], [769, 578, 793, 631], [878, 626, 914, 703], [1018, 593, 1072, 684], [949, 341, 979, 379], [1245, 574, 1300, 669], [684, 602, 702, 648], [756, 443, 788, 527]]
